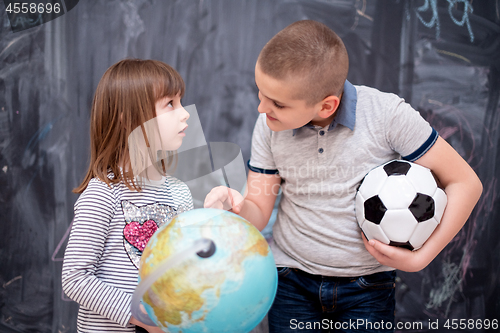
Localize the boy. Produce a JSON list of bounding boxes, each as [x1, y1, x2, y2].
[[204, 20, 482, 332]]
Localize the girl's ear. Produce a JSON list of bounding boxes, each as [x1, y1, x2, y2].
[[318, 94, 341, 119]]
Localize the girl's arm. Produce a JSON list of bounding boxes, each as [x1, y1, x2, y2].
[[62, 180, 135, 328], [363, 136, 483, 272]]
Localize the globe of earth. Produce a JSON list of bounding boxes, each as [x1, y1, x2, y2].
[[136, 208, 278, 333]]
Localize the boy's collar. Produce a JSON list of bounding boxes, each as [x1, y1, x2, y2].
[[292, 80, 357, 136]]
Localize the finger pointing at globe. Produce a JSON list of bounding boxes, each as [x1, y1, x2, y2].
[[204, 186, 245, 213]]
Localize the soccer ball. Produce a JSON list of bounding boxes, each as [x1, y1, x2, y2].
[[355, 160, 447, 251]]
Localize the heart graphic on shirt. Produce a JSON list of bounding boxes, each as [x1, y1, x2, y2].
[[123, 220, 158, 252]]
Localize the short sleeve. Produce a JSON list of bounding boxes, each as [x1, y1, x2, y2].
[[385, 96, 438, 162], [248, 113, 279, 174]]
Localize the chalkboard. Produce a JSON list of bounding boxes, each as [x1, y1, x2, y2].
[[0, 0, 499, 332]]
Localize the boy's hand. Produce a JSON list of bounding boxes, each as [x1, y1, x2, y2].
[[204, 186, 245, 214], [362, 233, 427, 272]]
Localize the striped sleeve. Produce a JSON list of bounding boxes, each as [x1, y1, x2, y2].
[[61, 179, 132, 328]]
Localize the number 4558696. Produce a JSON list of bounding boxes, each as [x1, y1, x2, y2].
[[5, 2, 61, 14], [444, 319, 498, 330]]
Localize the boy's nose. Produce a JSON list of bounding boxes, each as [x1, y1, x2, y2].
[[257, 92, 267, 114], [257, 100, 268, 114]]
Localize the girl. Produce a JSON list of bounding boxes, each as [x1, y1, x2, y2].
[[62, 59, 193, 333]]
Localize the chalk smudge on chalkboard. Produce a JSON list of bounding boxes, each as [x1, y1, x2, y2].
[[415, 0, 475, 42]]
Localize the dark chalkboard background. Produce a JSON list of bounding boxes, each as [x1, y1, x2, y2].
[[1, 0, 499, 332]]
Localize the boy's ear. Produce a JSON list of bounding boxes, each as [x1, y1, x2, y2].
[[318, 95, 341, 119]]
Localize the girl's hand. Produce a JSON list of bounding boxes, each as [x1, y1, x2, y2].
[[147, 326, 165, 333], [129, 304, 165, 333], [129, 315, 164, 333], [362, 233, 428, 272], [204, 186, 245, 214]]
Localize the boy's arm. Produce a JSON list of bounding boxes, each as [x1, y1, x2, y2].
[[204, 170, 281, 231], [364, 136, 483, 272]]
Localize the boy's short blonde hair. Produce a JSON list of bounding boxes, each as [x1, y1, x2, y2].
[[258, 20, 349, 105]]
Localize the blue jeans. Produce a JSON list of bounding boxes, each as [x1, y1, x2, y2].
[[268, 268, 396, 333]]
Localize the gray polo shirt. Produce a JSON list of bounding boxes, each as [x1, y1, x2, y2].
[[249, 81, 438, 277]]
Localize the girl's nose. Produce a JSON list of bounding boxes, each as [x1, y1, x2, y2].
[[180, 106, 190, 122]]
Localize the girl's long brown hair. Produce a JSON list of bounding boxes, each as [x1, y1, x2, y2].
[[74, 59, 185, 193]]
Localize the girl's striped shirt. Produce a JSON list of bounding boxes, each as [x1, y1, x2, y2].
[[62, 175, 193, 332]]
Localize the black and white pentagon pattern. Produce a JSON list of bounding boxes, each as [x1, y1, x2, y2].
[[355, 159, 448, 251], [409, 193, 435, 222], [389, 240, 414, 251], [378, 175, 417, 210], [363, 196, 386, 224], [383, 160, 411, 176], [408, 188, 447, 249]]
